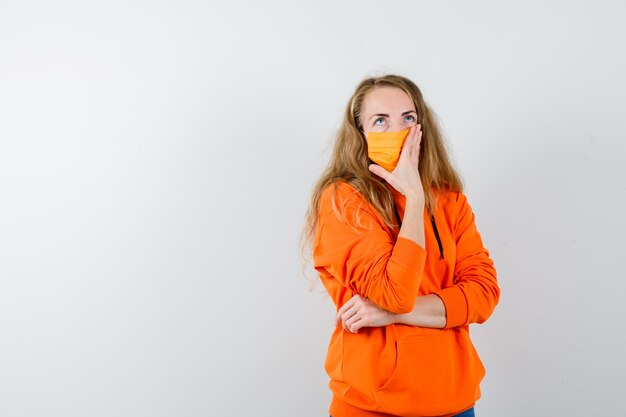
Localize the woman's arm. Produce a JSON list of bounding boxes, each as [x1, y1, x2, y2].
[[370, 126, 426, 248], [336, 193, 500, 333], [395, 294, 446, 329], [314, 126, 429, 314], [336, 293, 446, 333], [432, 193, 500, 328]]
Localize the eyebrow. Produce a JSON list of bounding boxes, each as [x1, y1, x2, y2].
[[368, 110, 417, 120]]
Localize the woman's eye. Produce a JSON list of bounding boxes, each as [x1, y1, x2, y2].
[[405, 115, 416, 123], [373, 118, 385, 126]]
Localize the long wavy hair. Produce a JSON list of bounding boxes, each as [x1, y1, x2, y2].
[[302, 74, 463, 255]]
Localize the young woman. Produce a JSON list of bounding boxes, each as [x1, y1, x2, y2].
[[303, 75, 500, 417]]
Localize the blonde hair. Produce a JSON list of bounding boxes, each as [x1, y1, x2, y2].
[[302, 74, 463, 253]]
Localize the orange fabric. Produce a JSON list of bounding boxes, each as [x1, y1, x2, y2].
[[313, 182, 500, 417], [367, 127, 411, 172]]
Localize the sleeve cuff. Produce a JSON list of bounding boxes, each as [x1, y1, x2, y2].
[[434, 285, 469, 328]]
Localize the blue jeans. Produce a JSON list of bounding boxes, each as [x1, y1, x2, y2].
[[330, 408, 475, 417], [455, 407, 476, 417]]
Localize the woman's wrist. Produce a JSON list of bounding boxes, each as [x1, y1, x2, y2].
[[404, 193, 425, 206], [393, 295, 447, 329], [399, 195, 426, 247], [392, 311, 410, 326]]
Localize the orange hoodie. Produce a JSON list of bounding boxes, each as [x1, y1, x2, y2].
[[313, 182, 500, 417]]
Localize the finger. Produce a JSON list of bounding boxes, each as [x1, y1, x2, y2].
[[408, 124, 421, 144], [369, 163, 391, 179], [334, 308, 343, 326], [335, 309, 348, 327], [347, 316, 364, 333], [409, 124, 420, 142], [345, 311, 361, 330], [342, 309, 358, 332], [415, 130, 423, 160], [340, 304, 360, 326], [345, 309, 364, 332], [415, 128, 423, 150], [335, 296, 355, 321], [401, 128, 415, 153], [399, 126, 419, 161], [405, 128, 422, 160], [410, 130, 422, 158], [335, 293, 363, 325], [373, 164, 403, 190]]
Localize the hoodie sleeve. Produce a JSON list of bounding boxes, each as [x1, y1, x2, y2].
[[433, 192, 500, 328], [313, 183, 427, 314]]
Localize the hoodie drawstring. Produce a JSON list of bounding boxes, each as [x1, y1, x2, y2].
[[394, 207, 445, 260]]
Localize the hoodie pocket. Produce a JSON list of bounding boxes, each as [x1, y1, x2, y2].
[[340, 328, 397, 397], [373, 330, 484, 417]]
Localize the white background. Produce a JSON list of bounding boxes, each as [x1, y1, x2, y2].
[[1, 1, 625, 416]]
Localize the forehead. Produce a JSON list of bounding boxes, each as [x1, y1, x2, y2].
[[362, 87, 415, 115]]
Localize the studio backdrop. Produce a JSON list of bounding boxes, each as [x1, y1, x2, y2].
[[1, 1, 625, 416]]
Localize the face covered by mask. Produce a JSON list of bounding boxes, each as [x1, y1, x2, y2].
[[366, 127, 411, 172]]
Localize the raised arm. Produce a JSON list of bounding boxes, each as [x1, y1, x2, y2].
[[313, 183, 426, 314], [314, 126, 428, 314]]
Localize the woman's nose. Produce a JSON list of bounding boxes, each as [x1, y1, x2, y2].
[[388, 119, 402, 132]]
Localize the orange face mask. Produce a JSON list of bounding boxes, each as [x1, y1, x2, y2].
[[366, 127, 411, 172]]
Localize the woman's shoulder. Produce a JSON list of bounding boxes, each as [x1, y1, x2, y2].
[[318, 181, 378, 219], [319, 181, 365, 206], [436, 188, 470, 213]]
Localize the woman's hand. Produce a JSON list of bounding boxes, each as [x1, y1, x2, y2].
[[335, 293, 448, 333], [369, 124, 424, 200], [334, 294, 394, 333]]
